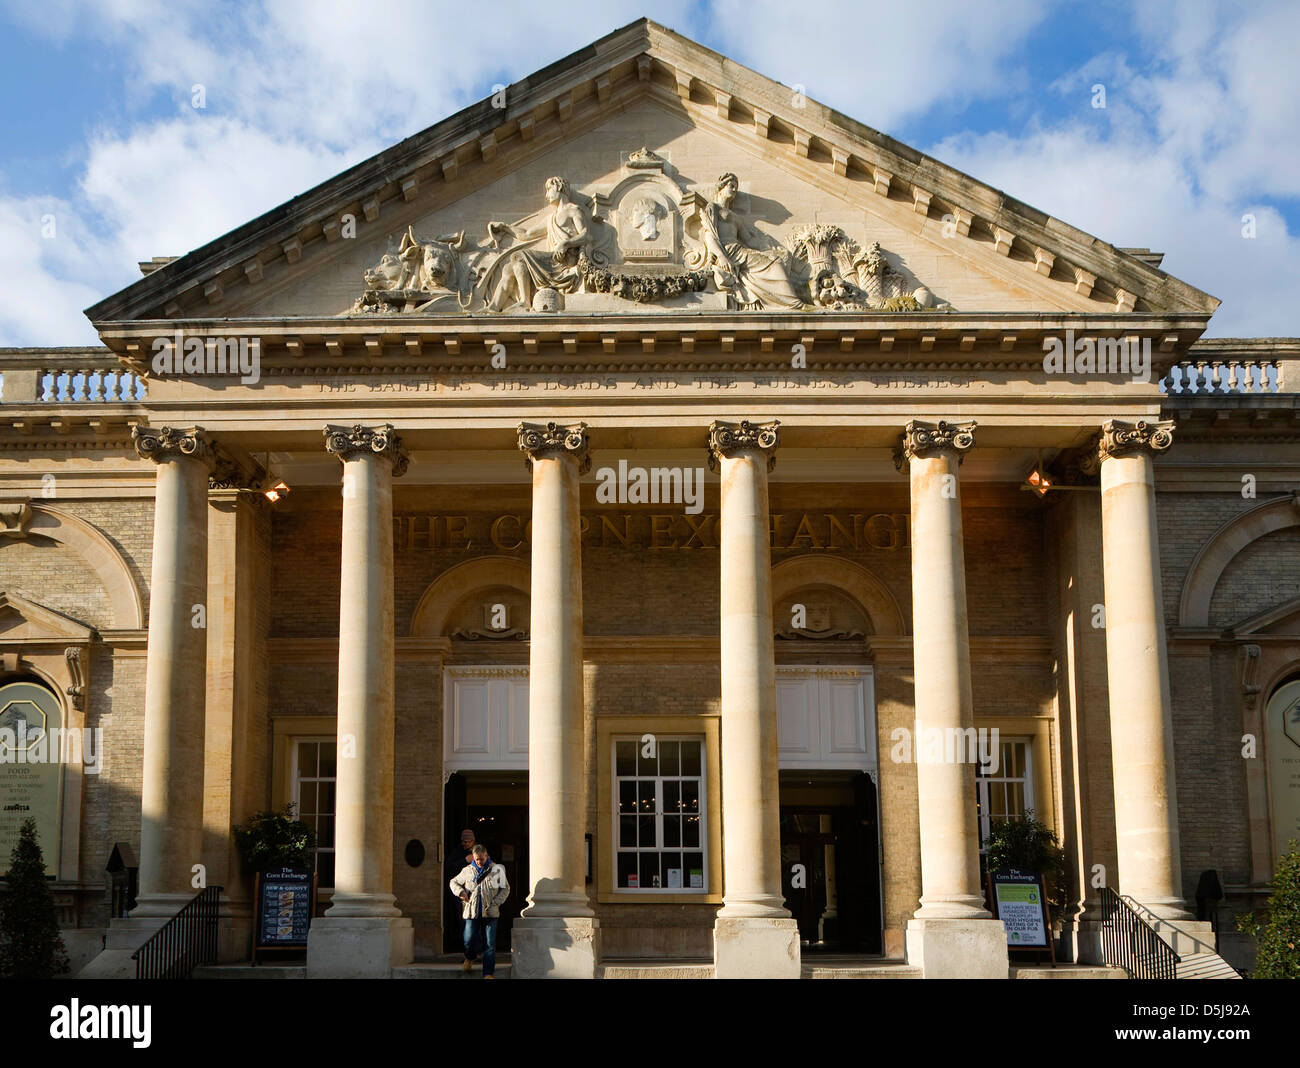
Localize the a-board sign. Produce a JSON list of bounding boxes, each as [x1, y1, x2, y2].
[[254, 866, 314, 952], [988, 868, 1051, 950]]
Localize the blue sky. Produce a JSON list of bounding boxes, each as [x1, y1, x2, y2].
[[1, 0, 1297, 343]]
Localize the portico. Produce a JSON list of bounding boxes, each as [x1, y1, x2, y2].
[[12, 19, 1266, 981]]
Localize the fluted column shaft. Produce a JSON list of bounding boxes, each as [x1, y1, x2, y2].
[[324, 423, 408, 916], [519, 421, 592, 918], [899, 420, 989, 919], [1094, 418, 1189, 918], [133, 425, 216, 914]]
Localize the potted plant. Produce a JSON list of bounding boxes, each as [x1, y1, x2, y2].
[[233, 805, 317, 875], [984, 811, 1068, 919]]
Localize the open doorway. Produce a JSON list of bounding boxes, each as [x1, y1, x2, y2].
[[443, 772, 528, 953], [779, 770, 882, 954]]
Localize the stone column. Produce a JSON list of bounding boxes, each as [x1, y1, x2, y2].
[[80, 426, 220, 976], [897, 420, 1007, 978], [708, 419, 800, 979], [132, 425, 218, 918], [307, 423, 414, 977], [512, 420, 599, 979], [1092, 419, 1192, 921]]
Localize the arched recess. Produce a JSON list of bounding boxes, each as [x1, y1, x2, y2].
[[2, 503, 144, 630], [409, 556, 531, 637], [1179, 492, 1300, 627], [770, 555, 906, 636]]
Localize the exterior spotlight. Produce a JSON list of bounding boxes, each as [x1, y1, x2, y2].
[[1025, 466, 1052, 497], [264, 480, 291, 503]]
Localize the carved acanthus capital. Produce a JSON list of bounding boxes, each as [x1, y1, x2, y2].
[[893, 419, 977, 470], [707, 419, 780, 472], [1084, 418, 1174, 472], [517, 421, 590, 474], [323, 423, 410, 477], [132, 425, 217, 469]]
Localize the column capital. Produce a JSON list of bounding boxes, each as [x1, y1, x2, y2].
[[323, 423, 409, 477], [893, 419, 976, 470], [1087, 418, 1174, 470], [706, 419, 780, 472], [517, 420, 590, 475], [132, 425, 217, 470]]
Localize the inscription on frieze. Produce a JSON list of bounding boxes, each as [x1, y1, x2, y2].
[[393, 511, 909, 553]]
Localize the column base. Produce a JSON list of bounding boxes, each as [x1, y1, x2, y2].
[[713, 916, 801, 979], [511, 916, 600, 979], [306, 916, 413, 978], [906, 918, 1008, 979]]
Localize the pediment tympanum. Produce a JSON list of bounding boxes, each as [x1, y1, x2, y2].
[[348, 149, 942, 317]]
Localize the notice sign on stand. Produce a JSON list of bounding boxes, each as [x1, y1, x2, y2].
[[988, 868, 1053, 959], [253, 866, 315, 963]]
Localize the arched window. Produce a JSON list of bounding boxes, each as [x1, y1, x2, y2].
[[0, 676, 66, 876]]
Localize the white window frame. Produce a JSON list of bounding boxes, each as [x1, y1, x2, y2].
[[976, 736, 1035, 849], [291, 736, 336, 892], [611, 734, 708, 895]]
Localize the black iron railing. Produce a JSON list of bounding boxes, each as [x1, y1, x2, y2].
[[132, 886, 223, 979], [1100, 886, 1179, 979]]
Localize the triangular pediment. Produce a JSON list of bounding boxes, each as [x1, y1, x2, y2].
[[0, 591, 97, 643], [85, 18, 1219, 328]]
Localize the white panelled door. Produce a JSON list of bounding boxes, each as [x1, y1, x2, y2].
[[444, 666, 529, 771], [776, 666, 876, 773]]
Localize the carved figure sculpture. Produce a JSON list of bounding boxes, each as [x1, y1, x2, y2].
[[480, 176, 616, 312], [689, 173, 807, 310]]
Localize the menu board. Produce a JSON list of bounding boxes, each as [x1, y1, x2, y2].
[[255, 867, 314, 949], [989, 869, 1050, 949], [0, 680, 64, 875]]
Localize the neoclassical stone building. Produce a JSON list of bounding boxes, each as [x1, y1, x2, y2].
[[1, 20, 1297, 978]]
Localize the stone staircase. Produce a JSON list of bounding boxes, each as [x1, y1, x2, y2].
[[1127, 902, 1243, 980]]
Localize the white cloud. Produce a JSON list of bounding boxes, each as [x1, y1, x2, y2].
[[0, 193, 110, 345], [1, 0, 1297, 342]]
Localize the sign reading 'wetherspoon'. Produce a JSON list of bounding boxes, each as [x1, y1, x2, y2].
[[392, 511, 910, 553]]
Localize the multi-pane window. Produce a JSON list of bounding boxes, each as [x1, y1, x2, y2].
[[293, 739, 336, 890], [614, 737, 706, 892], [976, 738, 1033, 849]]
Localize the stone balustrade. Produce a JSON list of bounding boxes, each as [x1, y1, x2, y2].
[[1160, 358, 1279, 394], [0, 352, 146, 404]]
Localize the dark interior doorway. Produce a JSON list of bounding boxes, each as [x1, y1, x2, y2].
[[443, 772, 528, 953], [779, 771, 882, 954]]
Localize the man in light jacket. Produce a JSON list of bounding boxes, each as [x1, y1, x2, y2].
[[449, 844, 510, 978]]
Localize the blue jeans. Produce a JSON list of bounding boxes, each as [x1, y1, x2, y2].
[[463, 917, 498, 976]]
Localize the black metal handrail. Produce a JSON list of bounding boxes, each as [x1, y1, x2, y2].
[[1099, 886, 1179, 979], [131, 886, 223, 979]]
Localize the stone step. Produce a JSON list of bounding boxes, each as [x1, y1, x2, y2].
[[600, 959, 714, 979], [193, 964, 306, 979], [805, 961, 922, 979], [1012, 964, 1125, 979], [1177, 953, 1242, 979], [392, 961, 512, 978]]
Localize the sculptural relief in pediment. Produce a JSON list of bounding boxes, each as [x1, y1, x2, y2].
[[346, 148, 948, 316]]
